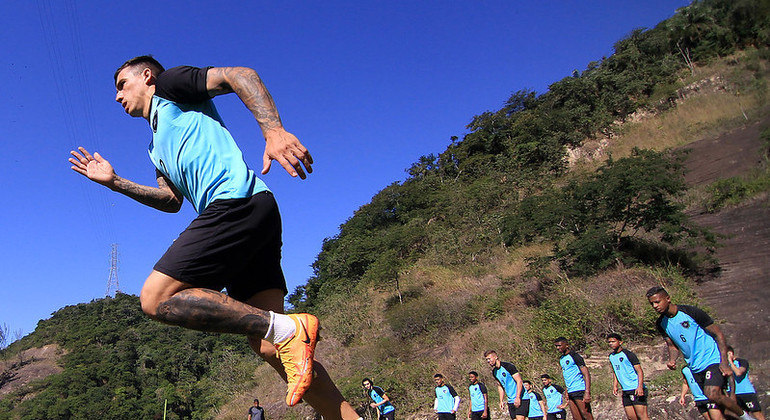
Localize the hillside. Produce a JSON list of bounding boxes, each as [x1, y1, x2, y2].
[[2, 1, 770, 419]]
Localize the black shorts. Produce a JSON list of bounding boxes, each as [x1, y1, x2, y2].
[[506, 400, 530, 418], [621, 389, 647, 407], [437, 413, 456, 420], [691, 364, 725, 391], [470, 410, 488, 420], [736, 393, 762, 413], [529, 417, 543, 420], [695, 400, 717, 414], [546, 411, 567, 420], [154, 192, 287, 302], [379, 411, 395, 420]]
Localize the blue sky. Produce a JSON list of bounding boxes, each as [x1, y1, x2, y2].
[[0, 0, 690, 338]]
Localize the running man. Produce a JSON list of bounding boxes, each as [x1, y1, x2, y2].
[[727, 346, 765, 420], [248, 399, 265, 420], [363, 378, 395, 420], [540, 375, 568, 420], [607, 333, 649, 420], [69, 56, 359, 419], [434, 374, 461, 420], [681, 365, 724, 420], [647, 286, 755, 420], [467, 371, 489, 420], [483, 350, 528, 420], [554, 337, 593, 420], [522, 380, 547, 420]]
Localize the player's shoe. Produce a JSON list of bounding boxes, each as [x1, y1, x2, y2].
[[275, 313, 319, 406]]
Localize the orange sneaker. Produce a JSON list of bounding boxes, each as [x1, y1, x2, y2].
[[275, 313, 319, 406]]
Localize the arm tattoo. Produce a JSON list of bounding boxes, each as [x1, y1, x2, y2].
[[222, 67, 283, 132], [155, 289, 271, 336], [111, 174, 182, 212]]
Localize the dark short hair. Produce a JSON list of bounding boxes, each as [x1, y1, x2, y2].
[[646, 286, 668, 298], [727, 346, 735, 353], [483, 350, 497, 357], [434, 373, 444, 379], [253, 398, 259, 403], [523, 380, 532, 385], [554, 337, 568, 344], [541, 374, 551, 379], [607, 333, 622, 341], [114, 55, 165, 84], [362, 378, 372, 386], [468, 371, 478, 377]]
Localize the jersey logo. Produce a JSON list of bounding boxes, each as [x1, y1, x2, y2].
[[620, 357, 624, 362], [502, 372, 507, 377], [152, 111, 158, 133], [565, 360, 571, 365], [681, 321, 690, 328]]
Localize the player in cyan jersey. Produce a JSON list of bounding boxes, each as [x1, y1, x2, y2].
[[434, 374, 461, 420], [467, 371, 489, 420], [607, 333, 649, 420], [647, 286, 754, 420], [363, 378, 395, 420], [69, 56, 358, 419], [484, 350, 528, 420], [554, 337, 593, 420], [727, 347, 765, 420], [681, 365, 724, 420], [522, 380, 547, 420], [540, 375, 568, 420]]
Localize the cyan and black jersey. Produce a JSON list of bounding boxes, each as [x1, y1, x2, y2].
[[559, 351, 586, 392], [148, 66, 268, 214], [656, 305, 721, 373], [732, 358, 756, 395], [492, 361, 522, 403], [542, 384, 565, 413], [468, 382, 488, 412], [609, 348, 642, 392], [435, 384, 458, 413], [527, 390, 544, 418], [682, 366, 707, 402], [369, 386, 395, 414]]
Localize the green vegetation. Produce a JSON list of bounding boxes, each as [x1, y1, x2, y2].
[[1, 294, 259, 419]]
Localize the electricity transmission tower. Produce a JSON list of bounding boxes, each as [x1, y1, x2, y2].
[[106, 243, 120, 297]]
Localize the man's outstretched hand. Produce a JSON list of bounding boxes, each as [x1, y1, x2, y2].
[[69, 147, 116, 188], [262, 128, 313, 179]]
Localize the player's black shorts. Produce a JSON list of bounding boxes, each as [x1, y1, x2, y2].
[[379, 411, 395, 420], [470, 410, 488, 420], [528, 417, 543, 420], [736, 393, 762, 412], [621, 389, 647, 406], [506, 400, 530, 418], [691, 363, 725, 391], [154, 191, 287, 301], [695, 400, 717, 414], [546, 411, 566, 420], [437, 413, 456, 420]]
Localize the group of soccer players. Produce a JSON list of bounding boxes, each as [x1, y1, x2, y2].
[[363, 286, 764, 420]]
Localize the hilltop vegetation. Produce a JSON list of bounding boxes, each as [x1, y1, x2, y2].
[[3, 0, 770, 418]]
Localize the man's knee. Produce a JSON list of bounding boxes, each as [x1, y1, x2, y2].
[[140, 271, 191, 319]]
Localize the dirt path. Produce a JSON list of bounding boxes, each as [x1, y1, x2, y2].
[[683, 117, 770, 406]]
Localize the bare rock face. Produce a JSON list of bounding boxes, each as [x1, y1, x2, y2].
[[0, 344, 65, 398]]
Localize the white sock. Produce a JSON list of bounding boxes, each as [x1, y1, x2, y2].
[[264, 311, 296, 343], [740, 412, 755, 420]]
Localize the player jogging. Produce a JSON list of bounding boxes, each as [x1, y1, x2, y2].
[[69, 56, 358, 419], [681, 365, 724, 420], [434, 374, 461, 420], [467, 371, 489, 420], [523, 380, 547, 420], [647, 286, 755, 420], [363, 378, 395, 420], [540, 375, 568, 420], [607, 333, 649, 420], [554, 337, 593, 420], [484, 350, 528, 420], [727, 346, 765, 420]]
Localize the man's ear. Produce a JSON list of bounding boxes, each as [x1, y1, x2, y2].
[[142, 67, 156, 85]]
